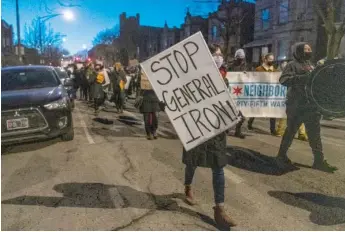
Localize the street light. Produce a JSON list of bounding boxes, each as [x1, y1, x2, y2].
[[38, 10, 75, 54], [63, 10, 74, 21]]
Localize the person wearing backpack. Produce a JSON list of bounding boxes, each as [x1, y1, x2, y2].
[[111, 63, 127, 113], [91, 64, 105, 114]]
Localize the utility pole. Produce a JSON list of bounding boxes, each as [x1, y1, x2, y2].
[[15, 0, 22, 62]]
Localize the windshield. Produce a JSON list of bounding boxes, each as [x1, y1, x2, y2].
[[54, 67, 69, 79], [1, 68, 60, 91]]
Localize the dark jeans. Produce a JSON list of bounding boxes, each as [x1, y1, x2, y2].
[[143, 112, 158, 135], [184, 165, 225, 204], [278, 108, 324, 163], [248, 117, 276, 133], [94, 98, 102, 111], [80, 86, 88, 100], [113, 90, 125, 110]]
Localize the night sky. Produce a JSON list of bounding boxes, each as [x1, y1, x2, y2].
[[1, 0, 253, 54]]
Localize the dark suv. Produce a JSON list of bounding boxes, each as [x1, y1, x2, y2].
[[1, 66, 74, 145]]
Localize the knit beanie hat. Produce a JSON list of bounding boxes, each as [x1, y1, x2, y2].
[[235, 49, 246, 59]]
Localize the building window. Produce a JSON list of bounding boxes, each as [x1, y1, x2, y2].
[[261, 8, 270, 30], [277, 40, 289, 60], [279, 0, 289, 24], [212, 25, 217, 40]]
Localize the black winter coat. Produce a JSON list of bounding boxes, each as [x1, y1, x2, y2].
[[139, 90, 160, 113], [182, 132, 228, 168]]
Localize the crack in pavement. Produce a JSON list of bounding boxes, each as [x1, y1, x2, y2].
[[111, 172, 159, 230], [119, 143, 135, 183]]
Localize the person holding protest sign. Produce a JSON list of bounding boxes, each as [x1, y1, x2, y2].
[[228, 49, 250, 139], [181, 44, 237, 229], [248, 53, 278, 135], [276, 42, 337, 173]]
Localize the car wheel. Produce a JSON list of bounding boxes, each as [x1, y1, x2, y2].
[[61, 126, 74, 141]]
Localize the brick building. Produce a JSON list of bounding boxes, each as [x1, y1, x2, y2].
[[180, 9, 208, 41], [1, 19, 14, 55], [244, 0, 345, 65], [160, 21, 181, 52], [1, 19, 20, 66]]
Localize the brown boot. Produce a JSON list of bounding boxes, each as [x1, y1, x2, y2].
[[184, 185, 196, 205], [213, 205, 237, 228]]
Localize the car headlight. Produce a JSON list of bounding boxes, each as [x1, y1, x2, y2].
[[44, 97, 68, 110]]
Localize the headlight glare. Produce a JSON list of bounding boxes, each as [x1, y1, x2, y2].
[[44, 97, 68, 110]]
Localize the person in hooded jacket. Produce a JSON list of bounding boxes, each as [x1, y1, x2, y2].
[[276, 60, 308, 140], [181, 44, 237, 229], [276, 42, 337, 173], [227, 49, 250, 139]]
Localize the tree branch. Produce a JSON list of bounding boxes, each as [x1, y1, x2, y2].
[[57, 0, 81, 8], [313, 0, 327, 25]]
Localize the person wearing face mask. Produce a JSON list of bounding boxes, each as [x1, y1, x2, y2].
[[181, 44, 237, 229], [276, 60, 308, 141], [247, 53, 278, 135], [210, 44, 228, 85], [276, 42, 337, 173], [227, 49, 250, 139]]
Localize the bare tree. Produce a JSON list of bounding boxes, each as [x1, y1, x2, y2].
[[314, 0, 345, 59], [37, 0, 82, 14], [23, 17, 64, 52], [194, 0, 250, 62], [92, 25, 120, 46]]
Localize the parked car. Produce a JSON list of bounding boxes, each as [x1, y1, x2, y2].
[[54, 67, 75, 109], [1, 66, 74, 145]]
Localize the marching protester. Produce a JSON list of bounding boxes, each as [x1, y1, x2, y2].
[[276, 60, 308, 141], [247, 53, 278, 136], [95, 64, 107, 113], [71, 64, 81, 100], [181, 44, 237, 229], [139, 71, 161, 140], [228, 49, 250, 139], [87, 64, 105, 114], [276, 42, 337, 172], [102, 65, 111, 101], [135, 65, 142, 97], [124, 67, 133, 101], [79, 64, 89, 101], [111, 62, 127, 113], [86, 62, 96, 105]]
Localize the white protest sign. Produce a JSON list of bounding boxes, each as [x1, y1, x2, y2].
[[226, 72, 287, 118], [141, 32, 239, 151]]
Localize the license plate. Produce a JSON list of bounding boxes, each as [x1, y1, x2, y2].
[[6, 118, 29, 130]]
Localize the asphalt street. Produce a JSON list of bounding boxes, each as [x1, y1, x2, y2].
[[1, 99, 345, 230]]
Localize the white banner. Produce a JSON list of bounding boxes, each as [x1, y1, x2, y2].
[[226, 72, 287, 118], [141, 32, 239, 151]]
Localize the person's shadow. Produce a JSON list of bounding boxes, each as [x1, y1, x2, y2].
[[268, 191, 345, 226], [2, 182, 218, 229], [227, 146, 299, 176]]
